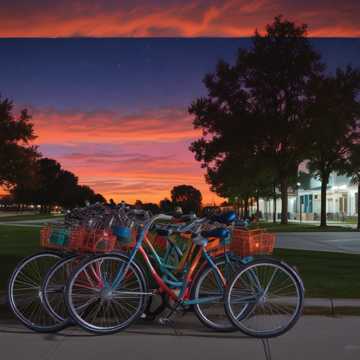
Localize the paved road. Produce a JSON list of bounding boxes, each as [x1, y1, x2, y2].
[[0, 315, 359, 360], [276, 232, 360, 254]]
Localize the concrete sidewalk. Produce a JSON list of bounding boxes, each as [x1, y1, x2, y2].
[[0, 315, 359, 360]]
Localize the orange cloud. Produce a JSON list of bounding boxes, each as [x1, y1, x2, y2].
[[31, 107, 222, 204], [0, 1, 359, 37], [32, 108, 200, 144]]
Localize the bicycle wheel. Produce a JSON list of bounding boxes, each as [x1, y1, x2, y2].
[[65, 254, 147, 334], [7, 251, 66, 333], [225, 258, 304, 338], [42, 254, 81, 325], [192, 255, 245, 332]]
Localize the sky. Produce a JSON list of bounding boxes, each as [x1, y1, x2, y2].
[[0, 0, 359, 37], [1, 38, 360, 204], [0, 2, 360, 204]]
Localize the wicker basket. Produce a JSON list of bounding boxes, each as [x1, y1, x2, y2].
[[231, 228, 275, 257]]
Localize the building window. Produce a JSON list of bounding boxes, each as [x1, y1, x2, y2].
[[301, 194, 313, 213]]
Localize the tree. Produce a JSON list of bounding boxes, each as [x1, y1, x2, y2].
[[297, 171, 313, 190], [142, 203, 160, 214], [189, 16, 323, 224], [171, 185, 202, 214], [92, 193, 106, 204], [56, 170, 79, 209], [73, 185, 92, 207], [307, 67, 360, 226], [34, 158, 63, 212], [11, 156, 106, 210], [160, 198, 173, 213], [0, 97, 39, 188]]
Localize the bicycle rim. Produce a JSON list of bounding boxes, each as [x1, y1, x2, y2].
[[66, 255, 147, 333], [226, 260, 303, 338], [8, 252, 64, 332]]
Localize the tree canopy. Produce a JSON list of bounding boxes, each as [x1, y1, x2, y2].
[[171, 184, 202, 215], [189, 15, 360, 224], [307, 67, 360, 226], [0, 97, 39, 188]]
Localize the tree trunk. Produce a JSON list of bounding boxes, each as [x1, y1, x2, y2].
[[273, 184, 277, 223], [320, 173, 329, 227], [280, 178, 288, 225], [357, 183, 360, 231], [244, 198, 249, 218], [256, 194, 260, 217]]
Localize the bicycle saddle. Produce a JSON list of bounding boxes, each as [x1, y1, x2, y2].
[[210, 211, 236, 225]]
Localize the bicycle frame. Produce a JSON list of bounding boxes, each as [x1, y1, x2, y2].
[[111, 219, 228, 306]]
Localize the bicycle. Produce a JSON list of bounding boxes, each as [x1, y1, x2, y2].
[[41, 210, 197, 327], [7, 203, 128, 332], [64, 211, 245, 334], [223, 226, 305, 337]]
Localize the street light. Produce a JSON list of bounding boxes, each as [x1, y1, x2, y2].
[[296, 182, 302, 224]]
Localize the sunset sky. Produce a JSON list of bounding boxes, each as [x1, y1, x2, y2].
[[1, 2, 360, 204], [0, 0, 359, 37]]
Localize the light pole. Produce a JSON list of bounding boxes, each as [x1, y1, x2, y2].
[[297, 182, 302, 224]]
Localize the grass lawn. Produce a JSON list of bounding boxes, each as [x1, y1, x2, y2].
[[1, 225, 359, 299], [0, 213, 64, 222], [251, 222, 356, 232], [0, 225, 41, 291], [274, 248, 360, 298]]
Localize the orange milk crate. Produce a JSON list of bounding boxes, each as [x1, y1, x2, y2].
[[40, 225, 89, 251], [40, 225, 117, 253], [79, 228, 117, 253], [231, 228, 276, 257]]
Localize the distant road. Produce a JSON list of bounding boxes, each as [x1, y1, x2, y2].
[[0, 218, 63, 227], [276, 232, 360, 254]]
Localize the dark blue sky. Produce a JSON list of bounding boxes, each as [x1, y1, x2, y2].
[[1, 38, 359, 111]]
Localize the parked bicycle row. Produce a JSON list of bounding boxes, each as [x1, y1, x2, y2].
[[7, 204, 304, 338]]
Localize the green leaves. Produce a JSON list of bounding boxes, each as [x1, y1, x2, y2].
[[189, 16, 324, 223], [171, 184, 202, 215], [0, 97, 39, 187]]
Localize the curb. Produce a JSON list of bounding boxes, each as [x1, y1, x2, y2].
[[1, 295, 359, 317], [1, 292, 360, 307]]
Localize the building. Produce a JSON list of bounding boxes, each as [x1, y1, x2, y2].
[[258, 173, 358, 221]]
